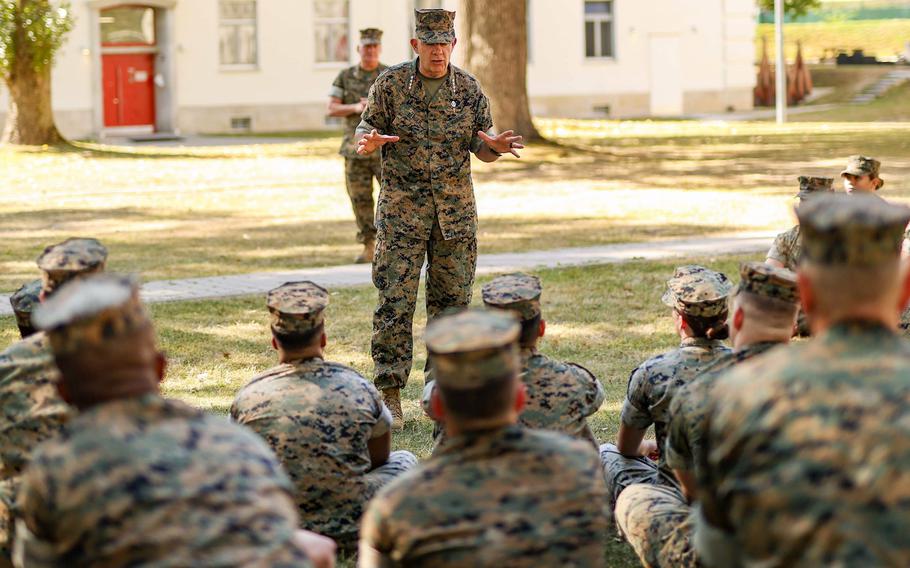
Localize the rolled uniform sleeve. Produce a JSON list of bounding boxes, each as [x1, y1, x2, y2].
[[766, 231, 791, 266], [469, 92, 494, 154], [620, 367, 654, 430], [329, 70, 345, 99], [420, 380, 438, 421], [569, 363, 605, 418], [369, 384, 393, 439]]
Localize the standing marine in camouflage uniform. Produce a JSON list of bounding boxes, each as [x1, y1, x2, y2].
[[359, 310, 609, 567], [328, 28, 388, 264], [8, 281, 41, 340], [16, 275, 336, 568], [614, 262, 799, 568], [841, 154, 884, 194], [600, 265, 732, 510], [231, 281, 416, 549], [695, 193, 910, 567], [422, 273, 605, 447], [356, 9, 524, 425], [0, 238, 106, 565]]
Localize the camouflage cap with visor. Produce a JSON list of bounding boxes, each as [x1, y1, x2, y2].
[[841, 155, 881, 179], [9, 279, 42, 330], [737, 261, 799, 305], [267, 281, 329, 336], [415, 8, 455, 44], [796, 193, 910, 266], [796, 176, 834, 200], [36, 237, 108, 296], [424, 309, 520, 391], [33, 274, 149, 356], [359, 27, 383, 46], [481, 273, 542, 321], [661, 265, 733, 317]]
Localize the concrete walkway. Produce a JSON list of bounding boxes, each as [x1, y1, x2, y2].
[[0, 231, 776, 317]]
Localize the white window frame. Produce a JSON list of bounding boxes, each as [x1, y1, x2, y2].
[[584, 0, 615, 60], [219, 0, 258, 70], [314, 0, 350, 67]]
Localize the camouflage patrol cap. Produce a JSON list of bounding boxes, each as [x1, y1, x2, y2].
[[737, 262, 799, 304], [36, 238, 108, 296], [661, 265, 733, 317], [481, 273, 542, 321], [424, 309, 520, 390], [796, 176, 834, 200], [267, 281, 329, 335], [415, 9, 455, 44], [33, 274, 149, 356], [9, 279, 42, 330], [360, 28, 383, 46], [841, 155, 881, 179], [796, 193, 910, 266]]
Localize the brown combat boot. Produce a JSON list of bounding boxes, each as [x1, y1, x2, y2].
[[355, 239, 375, 264], [382, 387, 404, 431]]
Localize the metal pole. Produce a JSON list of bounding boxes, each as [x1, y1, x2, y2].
[[775, 0, 786, 124]]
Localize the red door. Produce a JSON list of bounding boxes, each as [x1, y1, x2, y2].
[[102, 53, 156, 127]]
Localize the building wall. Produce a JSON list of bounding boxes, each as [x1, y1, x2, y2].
[[0, 0, 755, 138]]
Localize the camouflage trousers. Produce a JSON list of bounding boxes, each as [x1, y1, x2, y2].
[[329, 450, 418, 550], [616, 483, 699, 568], [371, 224, 477, 390], [0, 478, 17, 568], [599, 443, 678, 511], [344, 157, 381, 244]]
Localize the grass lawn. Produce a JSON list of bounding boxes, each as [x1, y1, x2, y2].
[[755, 19, 910, 61], [803, 64, 893, 104], [0, 253, 757, 566], [2, 120, 909, 293], [793, 81, 910, 121]]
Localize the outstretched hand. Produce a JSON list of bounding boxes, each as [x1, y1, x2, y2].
[[478, 130, 524, 158], [357, 129, 400, 155]]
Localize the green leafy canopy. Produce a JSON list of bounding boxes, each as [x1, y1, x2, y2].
[[758, 0, 822, 19], [0, 0, 73, 78]]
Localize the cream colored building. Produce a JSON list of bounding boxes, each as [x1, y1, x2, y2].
[[0, 0, 755, 139]]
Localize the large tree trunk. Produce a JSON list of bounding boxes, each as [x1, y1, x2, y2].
[[1, 1, 65, 146], [461, 0, 541, 141]]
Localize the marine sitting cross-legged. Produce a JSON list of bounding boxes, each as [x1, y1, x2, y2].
[[422, 273, 605, 448], [695, 193, 910, 567], [600, 265, 732, 510], [359, 309, 609, 567], [0, 238, 107, 565], [614, 262, 800, 568], [15, 275, 336, 568], [231, 281, 416, 549]]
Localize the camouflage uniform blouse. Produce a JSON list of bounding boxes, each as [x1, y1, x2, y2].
[[230, 358, 392, 541], [359, 425, 609, 567], [519, 348, 605, 443], [329, 64, 388, 159], [358, 58, 494, 240], [621, 337, 730, 480], [16, 395, 310, 568], [766, 225, 800, 271], [696, 322, 910, 567], [665, 341, 781, 476]]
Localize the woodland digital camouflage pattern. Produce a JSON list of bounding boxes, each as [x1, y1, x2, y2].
[[841, 155, 881, 179], [35, 238, 107, 295], [797, 193, 909, 265], [795, 175, 834, 200], [359, 48, 493, 389], [615, 483, 697, 568], [16, 395, 312, 567], [331, 57, 387, 244], [481, 273, 542, 320], [266, 281, 329, 335], [359, 425, 609, 567], [9, 281, 41, 334], [766, 225, 801, 271], [660, 265, 732, 318], [696, 323, 910, 566], [414, 8, 456, 44], [230, 358, 416, 546], [736, 261, 799, 303], [371, 223, 477, 389], [601, 335, 730, 505]]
